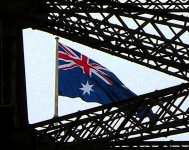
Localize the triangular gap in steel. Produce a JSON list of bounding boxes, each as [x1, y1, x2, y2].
[[22, 0, 189, 144]]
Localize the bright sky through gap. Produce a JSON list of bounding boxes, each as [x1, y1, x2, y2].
[[23, 28, 187, 141]]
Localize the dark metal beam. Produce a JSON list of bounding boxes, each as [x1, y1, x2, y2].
[[1, 1, 189, 149], [32, 83, 189, 149], [1, 1, 189, 81], [33, 1, 189, 81], [57, 141, 189, 150], [45, 0, 189, 12]]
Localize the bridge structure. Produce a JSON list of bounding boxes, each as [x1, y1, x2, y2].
[[0, 0, 189, 149]]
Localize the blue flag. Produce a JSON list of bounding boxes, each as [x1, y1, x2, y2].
[[58, 42, 136, 104], [58, 42, 156, 121]]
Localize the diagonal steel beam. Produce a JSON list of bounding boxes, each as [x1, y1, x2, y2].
[[32, 83, 189, 148], [45, 0, 189, 12], [32, 1, 189, 81], [2, 1, 189, 80]]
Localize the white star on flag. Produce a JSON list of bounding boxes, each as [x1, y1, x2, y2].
[[80, 81, 94, 95]]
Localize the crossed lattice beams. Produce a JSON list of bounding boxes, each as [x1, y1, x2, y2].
[[32, 83, 189, 149], [44, 0, 189, 12], [24, 1, 189, 148], [55, 141, 189, 149], [85, 141, 189, 149], [109, 0, 189, 12], [33, 0, 189, 81]]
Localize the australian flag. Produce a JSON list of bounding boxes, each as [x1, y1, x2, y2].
[[58, 42, 156, 121]]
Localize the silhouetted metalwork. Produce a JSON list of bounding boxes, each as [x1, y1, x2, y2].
[[32, 83, 189, 149], [36, 0, 189, 81], [1, 0, 189, 149]]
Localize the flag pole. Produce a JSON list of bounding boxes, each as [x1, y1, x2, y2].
[[54, 37, 59, 118]]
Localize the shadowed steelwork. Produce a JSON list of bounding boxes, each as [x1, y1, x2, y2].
[[32, 83, 189, 149], [1, 0, 189, 149], [33, 0, 189, 81]]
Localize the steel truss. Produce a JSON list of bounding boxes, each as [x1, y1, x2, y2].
[[25, 0, 189, 149], [56, 141, 189, 149], [113, 0, 189, 12], [31, 0, 189, 82], [0, 0, 186, 149], [98, 141, 189, 149], [32, 83, 189, 149]]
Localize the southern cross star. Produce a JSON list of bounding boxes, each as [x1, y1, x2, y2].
[[80, 81, 94, 95]]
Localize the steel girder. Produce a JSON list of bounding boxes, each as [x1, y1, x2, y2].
[[32, 83, 189, 149], [116, 0, 189, 12], [56, 141, 189, 149], [40, 0, 189, 12], [96, 0, 189, 12], [2, 1, 188, 81], [1, 0, 188, 148], [94, 141, 189, 149], [30, 0, 189, 81], [25, 1, 189, 149]]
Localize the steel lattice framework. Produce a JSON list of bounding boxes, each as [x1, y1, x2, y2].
[[30, 0, 189, 81], [1, 0, 189, 149], [27, 0, 189, 149], [32, 83, 189, 149]]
